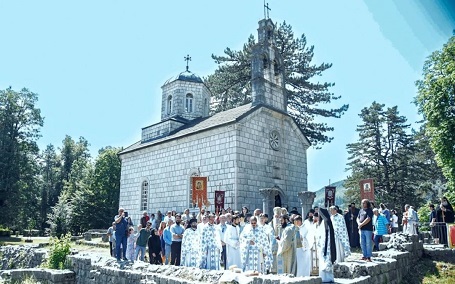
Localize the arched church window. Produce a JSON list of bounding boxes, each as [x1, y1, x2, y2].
[[267, 29, 272, 40], [167, 96, 172, 114], [274, 60, 279, 76], [263, 56, 268, 69], [141, 180, 149, 211], [186, 93, 193, 112]]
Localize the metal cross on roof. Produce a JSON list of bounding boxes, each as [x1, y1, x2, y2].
[[184, 54, 191, 71], [264, 1, 271, 19]]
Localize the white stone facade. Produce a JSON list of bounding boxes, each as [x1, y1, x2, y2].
[[119, 104, 309, 224], [119, 17, 310, 224]]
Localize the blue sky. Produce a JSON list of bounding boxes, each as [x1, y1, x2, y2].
[[1, 0, 454, 192]]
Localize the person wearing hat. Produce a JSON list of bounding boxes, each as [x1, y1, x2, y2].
[[200, 213, 223, 270], [317, 208, 336, 283], [180, 218, 202, 267]]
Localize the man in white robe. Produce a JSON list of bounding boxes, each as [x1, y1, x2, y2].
[[200, 213, 222, 270], [181, 218, 201, 267], [295, 214, 312, 277], [224, 215, 242, 269], [240, 216, 272, 273], [317, 208, 336, 283], [330, 206, 351, 263]]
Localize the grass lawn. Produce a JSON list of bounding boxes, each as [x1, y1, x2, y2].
[[401, 257, 455, 284], [0, 236, 50, 246]]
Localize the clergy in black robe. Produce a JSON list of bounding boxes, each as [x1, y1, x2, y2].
[[436, 197, 454, 246], [344, 203, 360, 248]]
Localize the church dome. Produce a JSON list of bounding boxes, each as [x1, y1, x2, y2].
[[164, 70, 203, 85]]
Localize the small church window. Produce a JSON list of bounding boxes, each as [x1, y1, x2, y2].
[[263, 57, 268, 69], [167, 96, 172, 114], [186, 93, 193, 112], [141, 180, 149, 211], [274, 60, 279, 76]]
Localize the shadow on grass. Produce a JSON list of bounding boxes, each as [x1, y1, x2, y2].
[[400, 256, 438, 284]]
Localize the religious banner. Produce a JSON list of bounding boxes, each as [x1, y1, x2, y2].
[[448, 223, 455, 249], [191, 176, 208, 208], [214, 190, 225, 213], [324, 186, 336, 207], [360, 178, 375, 203]]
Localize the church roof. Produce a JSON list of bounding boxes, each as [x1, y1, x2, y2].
[[163, 70, 203, 85], [120, 103, 256, 154]]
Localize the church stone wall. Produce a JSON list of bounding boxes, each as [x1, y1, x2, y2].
[[119, 124, 238, 223], [141, 120, 185, 142], [235, 107, 309, 214]]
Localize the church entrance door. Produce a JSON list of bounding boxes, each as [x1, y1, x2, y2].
[[274, 194, 282, 208]]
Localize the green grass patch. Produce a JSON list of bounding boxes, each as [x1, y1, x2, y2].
[[0, 236, 49, 246], [401, 257, 455, 284], [422, 261, 455, 284]]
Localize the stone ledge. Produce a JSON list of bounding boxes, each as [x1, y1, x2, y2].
[[0, 268, 75, 283]]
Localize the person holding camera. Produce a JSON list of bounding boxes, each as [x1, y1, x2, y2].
[[114, 208, 129, 261]]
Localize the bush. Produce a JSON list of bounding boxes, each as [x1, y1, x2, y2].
[[418, 204, 431, 232], [0, 226, 11, 237], [45, 233, 72, 269]]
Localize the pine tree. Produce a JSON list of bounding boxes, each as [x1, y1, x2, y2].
[[345, 102, 422, 209], [205, 21, 348, 148]]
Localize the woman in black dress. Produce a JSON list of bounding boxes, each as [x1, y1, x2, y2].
[[148, 228, 163, 264]]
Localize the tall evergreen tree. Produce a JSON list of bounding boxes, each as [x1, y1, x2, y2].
[[205, 21, 348, 148], [39, 144, 61, 230], [345, 102, 421, 210], [0, 87, 43, 227]]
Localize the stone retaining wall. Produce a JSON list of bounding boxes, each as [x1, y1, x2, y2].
[[0, 233, 454, 284], [0, 268, 75, 284], [68, 253, 322, 284], [0, 245, 46, 270]]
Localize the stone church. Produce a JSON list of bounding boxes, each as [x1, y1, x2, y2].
[[118, 17, 315, 222]]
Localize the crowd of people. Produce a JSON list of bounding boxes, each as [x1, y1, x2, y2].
[[105, 196, 453, 282]]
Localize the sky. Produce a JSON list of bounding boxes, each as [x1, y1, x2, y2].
[[1, 0, 454, 192]]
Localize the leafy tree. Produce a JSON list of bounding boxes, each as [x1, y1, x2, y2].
[[205, 21, 348, 148], [345, 102, 422, 210], [90, 147, 121, 227], [0, 87, 43, 227], [415, 36, 455, 192], [47, 190, 73, 237], [70, 147, 121, 232], [39, 144, 61, 231]]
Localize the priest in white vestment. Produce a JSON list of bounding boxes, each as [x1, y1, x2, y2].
[[240, 216, 272, 273], [295, 214, 312, 277], [200, 214, 222, 270], [330, 206, 351, 263], [180, 218, 201, 267], [224, 215, 242, 269]]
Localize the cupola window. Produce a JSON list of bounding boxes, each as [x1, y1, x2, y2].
[[167, 95, 172, 114], [186, 93, 193, 112]]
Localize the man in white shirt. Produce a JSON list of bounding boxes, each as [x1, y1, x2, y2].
[[163, 211, 175, 223]]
